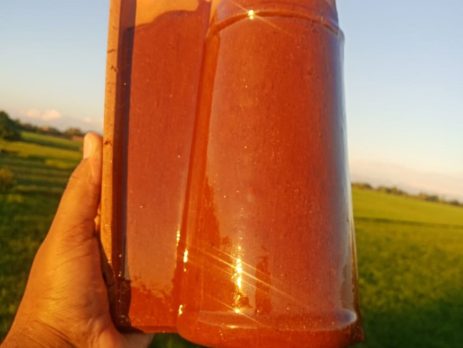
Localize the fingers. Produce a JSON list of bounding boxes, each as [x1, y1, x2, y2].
[[49, 132, 103, 241]]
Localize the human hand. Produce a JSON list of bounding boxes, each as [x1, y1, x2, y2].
[[2, 133, 153, 348]]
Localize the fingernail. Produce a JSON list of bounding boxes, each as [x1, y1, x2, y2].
[[83, 134, 94, 159]]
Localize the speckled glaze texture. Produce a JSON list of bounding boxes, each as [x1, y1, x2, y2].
[[102, 0, 362, 343], [177, 0, 363, 346], [102, 0, 211, 332]]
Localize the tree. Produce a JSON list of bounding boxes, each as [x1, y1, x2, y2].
[[64, 127, 84, 139], [39, 126, 62, 136], [0, 111, 22, 141]]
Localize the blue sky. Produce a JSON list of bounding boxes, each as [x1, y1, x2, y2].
[[1, 0, 462, 199], [337, 0, 463, 198], [0, 0, 108, 129]]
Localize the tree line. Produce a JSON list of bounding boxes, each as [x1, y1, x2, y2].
[[0, 110, 84, 141], [353, 182, 463, 207]]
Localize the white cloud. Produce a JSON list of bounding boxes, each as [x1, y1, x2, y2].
[[24, 108, 41, 119], [42, 109, 62, 121], [15, 108, 102, 132], [25, 108, 62, 122]]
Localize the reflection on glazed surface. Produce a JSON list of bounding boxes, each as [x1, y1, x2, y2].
[[111, 0, 211, 331], [178, 0, 362, 346], [135, 0, 201, 25], [209, 0, 338, 24]]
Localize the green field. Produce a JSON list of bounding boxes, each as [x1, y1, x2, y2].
[[0, 132, 81, 335], [353, 190, 463, 347], [1, 133, 462, 347]]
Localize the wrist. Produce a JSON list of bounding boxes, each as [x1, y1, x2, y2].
[[2, 321, 73, 348]]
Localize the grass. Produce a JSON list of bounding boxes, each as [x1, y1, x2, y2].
[[0, 132, 82, 335], [20, 131, 82, 152], [354, 220, 463, 347], [0, 131, 81, 167], [1, 133, 463, 347], [353, 188, 463, 226]]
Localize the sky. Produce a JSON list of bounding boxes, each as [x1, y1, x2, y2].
[[0, 0, 462, 200]]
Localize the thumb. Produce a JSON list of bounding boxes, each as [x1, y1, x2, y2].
[[49, 132, 102, 242]]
